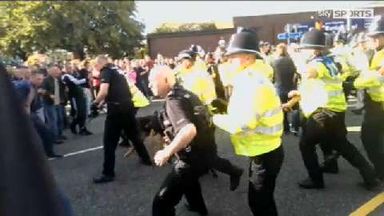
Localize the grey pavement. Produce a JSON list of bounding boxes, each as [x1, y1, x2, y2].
[[49, 100, 384, 216]]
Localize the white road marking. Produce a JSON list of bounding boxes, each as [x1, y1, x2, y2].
[[347, 126, 361, 132], [48, 146, 103, 161]]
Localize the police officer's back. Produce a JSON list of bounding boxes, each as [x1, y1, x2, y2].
[[92, 55, 151, 184]]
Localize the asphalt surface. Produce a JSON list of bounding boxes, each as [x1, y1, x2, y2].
[[49, 100, 384, 216]]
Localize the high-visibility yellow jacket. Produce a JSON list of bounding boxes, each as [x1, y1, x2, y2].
[[354, 49, 384, 102], [303, 58, 347, 114], [176, 63, 217, 105], [127, 79, 150, 108], [213, 63, 283, 157]]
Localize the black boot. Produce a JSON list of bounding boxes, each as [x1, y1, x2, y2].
[[230, 168, 244, 191], [70, 122, 78, 134], [298, 178, 324, 189], [93, 174, 114, 184], [184, 203, 208, 216], [79, 128, 93, 136]]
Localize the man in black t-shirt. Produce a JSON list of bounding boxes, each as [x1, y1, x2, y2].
[[149, 65, 216, 216], [92, 55, 152, 184]]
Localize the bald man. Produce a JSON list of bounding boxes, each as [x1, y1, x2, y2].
[[92, 55, 152, 184], [149, 66, 216, 216]]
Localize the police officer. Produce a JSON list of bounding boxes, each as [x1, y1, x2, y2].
[[283, 29, 379, 190], [331, 31, 359, 98], [353, 17, 384, 181], [92, 55, 152, 184], [213, 28, 284, 216], [174, 49, 217, 106], [149, 65, 216, 216], [350, 32, 373, 114], [176, 49, 244, 191]]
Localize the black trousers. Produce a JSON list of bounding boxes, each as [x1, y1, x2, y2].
[[30, 113, 55, 156], [102, 110, 151, 177], [210, 126, 242, 176], [152, 160, 209, 216], [248, 145, 284, 216], [71, 96, 87, 129], [361, 98, 384, 179], [299, 109, 376, 185]]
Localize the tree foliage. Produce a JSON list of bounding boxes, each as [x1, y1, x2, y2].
[[153, 22, 217, 34], [0, 1, 144, 60]]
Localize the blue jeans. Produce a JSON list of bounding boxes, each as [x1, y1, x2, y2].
[[31, 113, 55, 155], [44, 104, 65, 139]]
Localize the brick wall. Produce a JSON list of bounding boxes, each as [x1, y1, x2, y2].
[[147, 29, 234, 58]]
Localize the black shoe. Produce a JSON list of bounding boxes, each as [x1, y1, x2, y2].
[[358, 179, 382, 191], [320, 164, 339, 174], [59, 135, 67, 140], [79, 129, 93, 136], [93, 175, 114, 184], [140, 159, 153, 166], [47, 153, 63, 159], [298, 178, 324, 189], [290, 129, 299, 136], [54, 140, 64, 145], [184, 203, 208, 216], [230, 168, 244, 191], [70, 123, 78, 134]]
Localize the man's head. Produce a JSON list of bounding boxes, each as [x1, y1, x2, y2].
[[299, 28, 326, 59], [30, 70, 45, 87], [47, 65, 61, 78], [259, 41, 271, 55], [94, 55, 109, 71], [226, 27, 259, 68], [13, 66, 31, 80], [148, 66, 176, 98], [178, 50, 195, 69], [367, 16, 384, 50]]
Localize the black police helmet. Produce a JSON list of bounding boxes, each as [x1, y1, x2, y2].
[[189, 44, 199, 53], [367, 16, 384, 37], [325, 33, 334, 48], [178, 50, 195, 60], [226, 27, 260, 56], [334, 31, 348, 44], [299, 28, 326, 49]]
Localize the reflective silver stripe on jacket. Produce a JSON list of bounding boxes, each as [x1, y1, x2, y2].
[[327, 90, 344, 97], [255, 106, 282, 120], [254, 124, 283, 135]]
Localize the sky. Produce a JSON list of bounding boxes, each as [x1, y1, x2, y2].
[[136, 1, 380, 34]]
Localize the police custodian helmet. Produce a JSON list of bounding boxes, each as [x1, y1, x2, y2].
[[177, 49, 195, 60], [367, 16, 384, 37], [225, 27, 260, 56], [299, 28, 326, 49]]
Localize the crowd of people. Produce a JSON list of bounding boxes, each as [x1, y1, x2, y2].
[[6, 16, 384, 216]]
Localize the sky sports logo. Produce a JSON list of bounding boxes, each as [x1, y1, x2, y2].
[[317, 9, 374, 19]]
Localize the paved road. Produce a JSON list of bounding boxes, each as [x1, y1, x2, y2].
[[49, 100, 383, 216]]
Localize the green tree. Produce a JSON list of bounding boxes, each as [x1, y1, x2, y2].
[[0, 1, 144, 60], [153, 22, 217, 34]]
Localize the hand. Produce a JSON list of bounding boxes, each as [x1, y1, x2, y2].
[[281, 103, 293, 112], [162, 136, 171, 145], [37, 88, 45, 94], [288, 90, 300, 98], [90, 102, 99, 118], [378, 66, 384, 76], [154, 149, 171, 167]]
